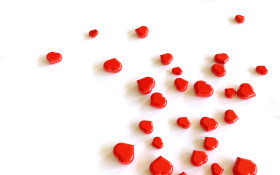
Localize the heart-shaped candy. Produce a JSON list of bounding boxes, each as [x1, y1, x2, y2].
[[113, 143, 134, 164], [174, 78, 189, 92], [256, 65, 268, 75], [237, 83, 256, 100], [150, 92, 167, 109], [150, 156, 173, 175], [139, 120, 153, 134], [200, 117, 218, 132], [235, 15, 245, 24], [233, 157, 257, 175], [160, 53, 173, 65], [191, 150, 208, 166], [172, 67, 183, 75], [46, 52, 62, 64], [211, 64, 226, 77], [211, 163, 224, 175], [137, 77, 155, 94], [225, 88, 236, 98], [179, 172, 187, 175], [203, 137, 219, 151], [135, 26, 149, 38], [152, 137, 163, 149], [177, 117, 191, 129], [88, 29, 98, 38], [224, 109, 239, 124], [214, 53, 229, 64], [194, 81, 214, 97], [103, 58, 122, 73]]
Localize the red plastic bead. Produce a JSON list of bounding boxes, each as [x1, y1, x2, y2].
[[103, 58, 122, 73], [139, 120, 153, 134], [174, 78, 189, 92], [237, 83, 256, 100], [233, 157, 257, 175], [203, 137, 219, 151], [172, 67, 183, 75], [88, 29, 98, 38], [256, 65, 268, 75], [135, 26, 149, 38], [177, 117, 191, 129], [152, 137, 163, 149], [160, 53, 173, 65], [211, 64, 226, 77], [191, 150, 208, 166], [200, 117, 218, 132], [46, 52, 62, 64], [137, 77, 155, 94], [224, 109, 239, 124], [150, 92, 167, 109], [178, 172, 187, 175], [113, 143, 134, 164], [211, 163, 224, 175], [225, 88, 236, 98], [194, 80, 214, 97], [150, 156, 173, 175], [214, 53, 229, 64], [235, 15, 245, 24]]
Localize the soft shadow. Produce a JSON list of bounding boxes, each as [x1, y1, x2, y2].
[[99, 143, 123, 170], [180, 150, 193, 167], [135, 153, 154, 175], [229, 17, 237, 24], [202, 64, 216, 79], [220, 156, 235, 174], [193, 137, 204, 150], [130, 121, 145, 138], [93, 61, 116, 81], [249, 67, 260, 77], [83, 32, 92, 40], [128, 29, 138, 40], [38, 54, 50, 67], [152, 55, 163, 68]]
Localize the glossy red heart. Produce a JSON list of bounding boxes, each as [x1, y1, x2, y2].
[[150, 156, 173, 175], [225, 88, 236, 98], [233, 157, 257, 175], [88, 29, 98, 38], [211, 64, 226, 77], [46, 52, 62, 64], [203, 137, 219, 151], [172, 67, 183, 75], [152, 137, 163, 149], [113, 143, 134, 164], [139, 120, 153, 134], [150, 92, 167, 109], [194, 81, 214, 97], [256, 65, 268, 75], [211, 163, 224, 175], [160, 53, 173, 65], [237, 83, 256, 100], [174, 78, 189, 92], [235, 15, 245, 24], [224, 109, 239, 124], [135, 26, 149, 38], [179, 172, 187, 175], [177, 117, 191, 129], [137, 77, 155, 94], [200, 117, 218, 132], [191, 150, 208, 166], [214, 53, 229, 64], [103, 58, 122, 73]]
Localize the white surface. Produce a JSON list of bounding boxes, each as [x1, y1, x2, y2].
[[0, 0, 280, 174]]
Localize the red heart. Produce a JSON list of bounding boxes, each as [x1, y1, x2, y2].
[[150, 92, 167, 109], [225, 88, 236, 98], [177, 117, 191, 129], [179, 172, 187, 175], [235, 15, 245, 24], [211, 163, 224, 175], [256, 65, 268, 75], [211, 64, 226, 77], [113, 143, 134, 164], [135, 26, 149, 38], [150, 156, 173, 175], [203, 137, 219, 151], [172, 67, 183, 75], [46, 52, 62, 64], [191, 150, 208, 166], [233, 157, 257, 175], [174, 78, 189, 92], [137, 77, 155, 94], [237, 83, 256, 100], [160, 53, 173, 65], [139, 120, 153, 134], [194, 81, 214, 97], [214, 53, 229, 64], [200, 117, 218, 132], [224, 109, 239, 124], [152, 137, 163, 149], [88, 29, 98, 38], [103, 58, 122, 73]]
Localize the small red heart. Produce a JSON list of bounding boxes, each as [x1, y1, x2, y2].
[[103, 58, 122, 73], [177, 117, 191, 129], [152, 137, 163, 149], [203, 137, 219, 151], [211, 64, 226, 77], [160, 53, 173, 65], [139, 120, 153, 134], [174, 78, 189, 92], [200, 117, 218, 132], [46, 52, 62, 64], [150, 156, 173, 175], [150, 92, 167, 109], [224, 109, 239, 124], [235, 15, 245, 24], [233, 157, 257, 175], [211, 163, 224, 175], [237, 83, 256, 100], [179, 172, 187, 175], [194, 81, 214, 97], [172, 67, 183, 75], [225, 88, 236, 98], [214, 53, 229, 64], [137, 77, 155, 94], [88, 29, 98, 38], [256, 65, 268, 75], [113, 143, 134, 165], [135, 26, 149, 38], [191, 150, 208, 166]]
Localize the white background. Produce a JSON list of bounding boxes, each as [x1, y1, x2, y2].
[[0, 0, 280, 174]]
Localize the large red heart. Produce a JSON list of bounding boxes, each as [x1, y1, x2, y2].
[[237, 83, 256, 100], [46, 52, 62, 64], [174, 78, 189, 92], [177, 117, 191, 129], [203, 137, 219, 151], [224, 109, 239, 124], [139, 120, 153, 134], [191, 150, 208, 166], [150, 156, 173, 175], [233, 157, 257, 175], [137, 77, 155, 94], [152, 137, 163, 149], [200, 117, 218, 132], [113, 143, 134, 164], [160, 53, 173, 65], [135, 26, 149, 38], [211, 163, 224, 175], [194, 80, 214, 97], [150, 92, 167, 109], [211, 64, 226, 77], [103, 58, 122, 73], [214, 53, 229, 64]]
